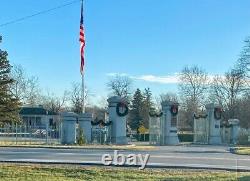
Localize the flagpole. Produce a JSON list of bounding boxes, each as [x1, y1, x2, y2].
[[81, 0, 85, 113], [82, 72, 85, 113]]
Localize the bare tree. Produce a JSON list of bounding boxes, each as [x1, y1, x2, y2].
[[107, 75, 132, 99], [178, 66, 208, 128], [210, 68, 245, 119], [236, 93, 250, 128], [25, 76, 41, 105], [69, 82, 89, 114], [97, 95, 108, 109], [86, 106, 106, 121], [179, 66, 208, 108], [159, 92, 178, 103], [10, 64, 41, 105], [41, 90, 69, 113], [154, 92, 178, 110]]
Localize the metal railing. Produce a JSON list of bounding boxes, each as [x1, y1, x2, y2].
[[0, 124, 61, 145]]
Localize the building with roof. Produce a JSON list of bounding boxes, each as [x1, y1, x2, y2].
[[19, 105, 60, 129]]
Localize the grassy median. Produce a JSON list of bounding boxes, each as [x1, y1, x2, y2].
[[0, 164, 249, 181], [234, 147, 250, 155]]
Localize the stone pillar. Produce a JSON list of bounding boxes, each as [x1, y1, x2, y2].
[[228, 119, 240, 145], [78, 113, 92, 143], [61, 112, 77, 144], [161, 101, 179, 145], [206, 103, 222, 145], [221, 124, 226, 144], [107, 96, 128, 145], [193, 116, 198, 143]]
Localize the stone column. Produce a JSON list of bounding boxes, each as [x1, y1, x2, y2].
[[78, 113, 92, 143], [161, 101, 179, 145], [61, 112, 77, 144], [107, 96, 128, 145], [221, 124, 226, 144], [206, 103, 222, 145], [193, 116, 197, 143], [228, 119, 240, 145]]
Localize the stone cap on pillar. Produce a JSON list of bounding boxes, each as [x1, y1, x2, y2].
[[228, 119, 240, 125], [205, 103, 221, 110], [78, 113, 93, 121], [161, 101, 179, 107], [60, 112, 78, 121], [107, 96, 128, 106]]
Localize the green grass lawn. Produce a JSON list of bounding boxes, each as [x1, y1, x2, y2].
[[0, 164, 249, 181], [235, 147, 250, 155]]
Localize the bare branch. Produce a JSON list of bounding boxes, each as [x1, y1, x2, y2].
[[107, 75, 132, 100]]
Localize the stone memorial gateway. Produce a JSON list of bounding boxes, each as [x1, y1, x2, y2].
[[206, 103, 222, 145], [193, 104, 223, 145], [61, 112, 78, 144], [160, 101, 180, 145], [60, 96, 129, 145], [78, 113, 92, 143], [149, 101, 180, 145], [194, 104, 241, 145], [107, 96, 129, 145], [60, 99, 239, 146]]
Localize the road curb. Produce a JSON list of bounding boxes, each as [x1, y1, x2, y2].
[[0, 160, 250, 172], [0, 145, 157, 152], [0, 145, 115, 150]]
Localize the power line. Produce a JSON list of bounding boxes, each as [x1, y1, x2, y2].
[[0, 0, 80, 28]]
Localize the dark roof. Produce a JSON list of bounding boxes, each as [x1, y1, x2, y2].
[[20, 107, 57, 116]]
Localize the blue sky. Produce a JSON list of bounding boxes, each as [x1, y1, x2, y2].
[[1, 0, 250, 105]]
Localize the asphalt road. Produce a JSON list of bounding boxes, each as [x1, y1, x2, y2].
[[0, 145, 249, 171]]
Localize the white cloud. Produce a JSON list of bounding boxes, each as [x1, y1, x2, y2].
[[106, 72, 228, 85], [132, 74, 179, 84], [106, 72, 129, 77], [106, 72, 180, 84]]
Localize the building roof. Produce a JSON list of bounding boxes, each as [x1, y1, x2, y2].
[[20, 106, 57, 116]]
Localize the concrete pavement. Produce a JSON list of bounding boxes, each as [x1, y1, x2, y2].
[[0, 145, 249, 171]]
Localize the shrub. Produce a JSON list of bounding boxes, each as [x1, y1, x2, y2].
[[77, 128, 86, 145], [133, 134, 149, 141], [178, 133, 194, 142], [237, 129, 250, 145]]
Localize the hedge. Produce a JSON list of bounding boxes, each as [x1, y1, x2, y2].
[[130, 133, 194, 142], [131, 134, 149, 141], [178, 133, 194, 142]]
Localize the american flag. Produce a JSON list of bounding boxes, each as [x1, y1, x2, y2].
[[79, 1, 85, 75]]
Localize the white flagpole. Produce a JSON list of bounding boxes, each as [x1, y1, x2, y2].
[[82, 73, 85, 113]]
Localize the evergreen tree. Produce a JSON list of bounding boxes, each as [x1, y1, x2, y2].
[[128, 88, 144, 132], [0, 36, 20, 124], [141, 88, 155, 128]]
